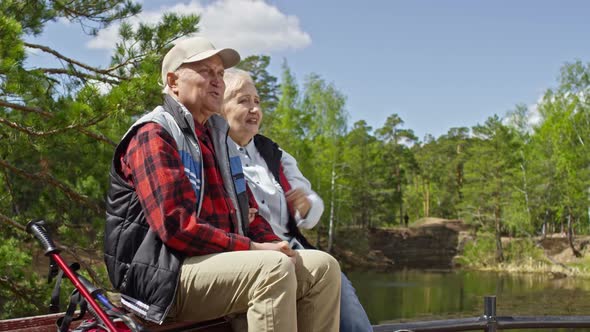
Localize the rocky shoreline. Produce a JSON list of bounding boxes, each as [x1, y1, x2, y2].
[[331, 218, 590, 276]]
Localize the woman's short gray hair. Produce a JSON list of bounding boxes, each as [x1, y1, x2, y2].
[[223, 68, 255, 103]]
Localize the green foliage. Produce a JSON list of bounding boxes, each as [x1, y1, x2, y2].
[[0, 0, 200, 318], [263, 57, 589, 241], [502, 192, 535, 237], [503, 238, 545, 264], [458, 232, 497, 267], [264, 61, 308, 161], [458, 233, 546, 269], [237, 55, 279, 117], [373, 114, 417, 226], [524, 61, 590, 235], [340, 120, 382, 227], [0, 238, 51, 318], [409, 127, 470, 220], [460, 115, 526, 261]]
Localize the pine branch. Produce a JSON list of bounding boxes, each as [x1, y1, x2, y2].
[[0, 100, 53, 117], [56, 0, 119, 22], [2, 171, 21, 215], [0, 159, 104, 214], [59, 245, 103, 287], [0, 118, 48, 136], [0, 277, 46, 313], [77, 127, 116, 146], [104, 52, 146, 74], [52, 0, 140, 25], [0, 112, 112, 137], [0, 101, 116, 146], [24, 42, 124, 80], [24, 42, 146, 80], [0, 212, 26, 232], [38, 68, 119, 85], [0, 212, 103, 288]]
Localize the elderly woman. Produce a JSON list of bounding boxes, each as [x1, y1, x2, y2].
[[222, 69, 372, 332]]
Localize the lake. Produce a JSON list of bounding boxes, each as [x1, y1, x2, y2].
[[349, 269, 590, 332]]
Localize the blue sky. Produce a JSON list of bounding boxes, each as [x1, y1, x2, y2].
[[27, 0, 590, 140]]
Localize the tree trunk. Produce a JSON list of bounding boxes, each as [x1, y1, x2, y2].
[[456, 143, 464, 201], [315, 175, 322, 249], [3, 173, 20, 215], [494, 204, 504, 263], [542, 210, 549, 239], [395, 166, 402, 225], [567, 208, 582, 257], [315, 221, 322, 249], [520, 153, 532, 225], [425, 179, 430, 217], [327, 165, 336, 253]]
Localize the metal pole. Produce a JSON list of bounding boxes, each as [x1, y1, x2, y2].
[[484, 296, 497, 332]]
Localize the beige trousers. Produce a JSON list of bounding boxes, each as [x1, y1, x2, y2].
[[170, 249, 341, 332]]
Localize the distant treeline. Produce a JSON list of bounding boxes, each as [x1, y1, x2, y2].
[[248, 56, 589, 254]]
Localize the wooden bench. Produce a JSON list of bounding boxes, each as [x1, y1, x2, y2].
[[0, 313, 232, 332]]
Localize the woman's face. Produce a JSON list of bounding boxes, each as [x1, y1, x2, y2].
[[224, 81, 262, 142]]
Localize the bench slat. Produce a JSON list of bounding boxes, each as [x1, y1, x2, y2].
[[0, 314, 231, 332]]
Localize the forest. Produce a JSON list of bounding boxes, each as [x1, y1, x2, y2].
[[1, 0, 589, 318]]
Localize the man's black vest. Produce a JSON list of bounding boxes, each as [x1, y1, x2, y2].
[[104, 96, 249, 324]]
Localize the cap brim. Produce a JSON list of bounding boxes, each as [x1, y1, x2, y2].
[[183, 48, 241, 69]]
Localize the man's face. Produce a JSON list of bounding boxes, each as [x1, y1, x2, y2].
[[168, 55, 225, 123]]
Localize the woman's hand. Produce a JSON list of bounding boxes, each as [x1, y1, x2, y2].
[[286, 188, 311, 218]]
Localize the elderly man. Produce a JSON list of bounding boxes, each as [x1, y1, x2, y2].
[[104, 37, 341, 331]]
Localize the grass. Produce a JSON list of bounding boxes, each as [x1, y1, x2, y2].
[[456, 231, 590, 277]]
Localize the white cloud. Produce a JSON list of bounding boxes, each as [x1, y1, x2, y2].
[[87, 25, 121, 49], [529, 104, 541, 127], [89, 80, 114, 95], [86, 0, 311, 56], [25, 47, 41, 55], [57, 17, 72, 25], [528, 98, 542, 127]]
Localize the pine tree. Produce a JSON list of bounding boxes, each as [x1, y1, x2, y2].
[[461, 115, 522, 262], [0, 0, 199, 317]]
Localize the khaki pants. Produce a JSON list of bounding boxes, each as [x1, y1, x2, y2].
[[171, 249, 341, 332]]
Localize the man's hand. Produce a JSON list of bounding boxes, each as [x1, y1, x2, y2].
[[286, 188, 311, 218], [250, 241, 297, 264]]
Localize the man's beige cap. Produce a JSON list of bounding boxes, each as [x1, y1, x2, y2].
[[161, 36, 240, 85]]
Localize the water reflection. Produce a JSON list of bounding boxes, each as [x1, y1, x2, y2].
[[348, 269, 590, 332]]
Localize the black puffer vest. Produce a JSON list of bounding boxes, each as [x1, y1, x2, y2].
[[253, 134, 315, 249]]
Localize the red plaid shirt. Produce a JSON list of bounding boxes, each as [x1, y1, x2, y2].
[[118, 121, 280, 256]]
